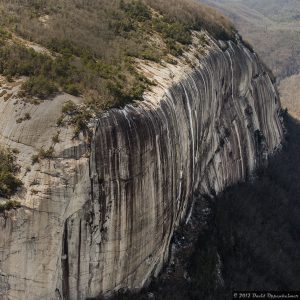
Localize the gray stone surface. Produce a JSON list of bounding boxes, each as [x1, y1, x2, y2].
[[0, 34, 283, 299]]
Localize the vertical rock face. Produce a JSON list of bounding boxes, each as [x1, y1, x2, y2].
[[0, 35, 283, 300]]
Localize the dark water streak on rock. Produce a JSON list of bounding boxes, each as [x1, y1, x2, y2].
[[61, 40, 283, 298]]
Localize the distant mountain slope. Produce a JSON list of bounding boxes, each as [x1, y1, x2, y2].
[[239, 0, 300, 22], [201, 0, 300, 80], [280, 73, 300, 119], [209, 0, 300, 23], [201, 0, 300, 117]]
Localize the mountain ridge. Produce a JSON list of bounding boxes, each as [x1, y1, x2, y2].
[[0, 1, 284, 299]]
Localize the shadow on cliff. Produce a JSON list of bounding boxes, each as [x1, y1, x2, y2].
[[105, 113, 300, 299]]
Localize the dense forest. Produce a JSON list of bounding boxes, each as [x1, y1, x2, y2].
[[107, 113, 300, 299]]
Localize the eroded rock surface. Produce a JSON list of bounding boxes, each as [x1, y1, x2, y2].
[[0, 34, 283, 299]]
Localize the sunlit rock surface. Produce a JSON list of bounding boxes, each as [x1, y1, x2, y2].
[[0, 33, 283, 300]]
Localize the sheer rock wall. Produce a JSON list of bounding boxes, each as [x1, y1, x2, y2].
[[0, 34, 283, 299]]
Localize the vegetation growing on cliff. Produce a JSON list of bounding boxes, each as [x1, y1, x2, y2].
[[0, 0, 235, 109], [0, 200, 21, 213], [0, 148, 22, 198]]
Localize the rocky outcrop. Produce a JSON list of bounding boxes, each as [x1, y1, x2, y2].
[[0, 33, 283, 300]]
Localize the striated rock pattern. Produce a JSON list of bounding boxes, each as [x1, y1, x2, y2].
[[0, 34, 283, 300]]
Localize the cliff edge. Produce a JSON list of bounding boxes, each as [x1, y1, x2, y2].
[[0, 28, 283, 299]]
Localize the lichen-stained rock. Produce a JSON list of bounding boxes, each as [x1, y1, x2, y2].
[[0, 33, 283, 300]]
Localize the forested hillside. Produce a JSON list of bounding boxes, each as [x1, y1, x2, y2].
[[0, 0, 234, 110]]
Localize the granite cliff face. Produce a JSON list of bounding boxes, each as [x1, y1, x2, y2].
[[0, 33, 283, 299]]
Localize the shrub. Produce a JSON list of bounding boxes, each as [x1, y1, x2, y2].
[[52, 132, 60, 144], [61, 100, 92, 136], [31, 146, 55, 165], [111, 18, 135, 34], [165, 39, 184, 57], [56, 116, 65, 127], [70, 109, 92, 137], [47, 38, 81, 57], [0, 200, 21, 213], [0, 44, 52, 77], [38, 146, 55, 159], [153, 18, 192, 45], [16, 113, 31, 123], [0, 148, 22, 198], [121, 0, 152, 22], [21, 76, 58, 99], [62, 100, 77, 115], [63, 83, 81, 96], [107, 80, 146, 107], [164, 57, 178, 65], [146, 0, 236, 41], [31, 154, 39, 165], [0, 27, 12, 39], [0, 172, 22, 198], [140, 49, 161, 62]]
